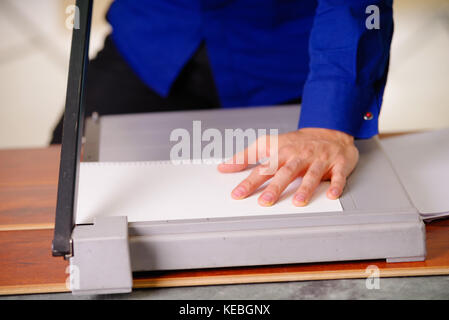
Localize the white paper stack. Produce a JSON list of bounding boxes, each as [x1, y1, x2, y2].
[[381, 128, 449, 221], [75, 160, 342, 224]]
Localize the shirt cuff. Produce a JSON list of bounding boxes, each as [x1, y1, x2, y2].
[[298, 79, 381, 139]]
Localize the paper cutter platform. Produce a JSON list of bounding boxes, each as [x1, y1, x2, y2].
[[66, 106, 426, 295], [53, 0, 425, 295]]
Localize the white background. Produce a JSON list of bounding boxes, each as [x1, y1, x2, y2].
[[0, 0, 448, 149]]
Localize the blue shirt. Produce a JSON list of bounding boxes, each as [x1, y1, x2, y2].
[[107, 0, 393, 139]]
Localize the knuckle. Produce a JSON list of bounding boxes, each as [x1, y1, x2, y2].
[[241, 179, 255, 191], [267, 183, 281, 195], [299, 184, 312, 195], [276, 170, 290, 181], [300, 146, 314, 159], [307, 168, 323, 180], [278, 164, 296, 178], [256, 164, 270, 175], [313, 160, 326, 171], [332, 173, 346, 184], [318, 151, 331, 162]]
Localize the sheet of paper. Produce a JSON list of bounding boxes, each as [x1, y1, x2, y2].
[[381, 128, 449, 220], [75, 161, 342, 224]]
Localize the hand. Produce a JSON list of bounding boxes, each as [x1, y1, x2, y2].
[[217, 128, 359, 206]]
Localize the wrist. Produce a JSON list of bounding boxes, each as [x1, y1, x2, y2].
[[298, 127, 354, 145]]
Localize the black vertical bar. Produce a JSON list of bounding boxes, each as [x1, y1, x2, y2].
[[52, 0, 93, 257]]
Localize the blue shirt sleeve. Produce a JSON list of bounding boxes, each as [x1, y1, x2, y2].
[[298, 0, 394, 139]]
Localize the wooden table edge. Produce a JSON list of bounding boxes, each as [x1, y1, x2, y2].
[[0, 223, 54, 232], [3, 267, 448, 296], [132, 266, 449, 289], [0, 283, 69, 296]]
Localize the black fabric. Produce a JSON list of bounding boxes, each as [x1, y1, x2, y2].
[[50, 36, 221, 144], [50, 36, 302, 145]]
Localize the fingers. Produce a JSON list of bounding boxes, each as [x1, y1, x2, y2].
[[327, 173, 346, 200], [222, 129, 358, 207], [258, 159, 304, 206], [326, 162, 350, 200], [293, 161, 327, 206], [231, 164, 274, 200], [217, 135, 270, 173], [217, 148, 251, 173], [231, 147, 292, 202]]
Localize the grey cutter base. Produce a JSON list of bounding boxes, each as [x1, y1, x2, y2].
[[70, 105, 426, 295], [70, 216, 132, 295]]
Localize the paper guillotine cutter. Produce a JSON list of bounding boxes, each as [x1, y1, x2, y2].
[[52, 0, 426, 295]]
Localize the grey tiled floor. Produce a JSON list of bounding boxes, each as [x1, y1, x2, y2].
[[2, 276, 449, 300]]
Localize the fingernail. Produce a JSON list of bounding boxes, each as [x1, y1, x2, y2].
[[260, 192, 275, 206], [331, 188, 340, 197], [293, 193, 307, 206], [232, 186, 247, 199]]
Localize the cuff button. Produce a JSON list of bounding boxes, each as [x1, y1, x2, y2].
[[363, 112, 374, 120]]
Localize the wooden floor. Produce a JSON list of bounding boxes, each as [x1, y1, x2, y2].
[[1, 146, 449, 296]]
